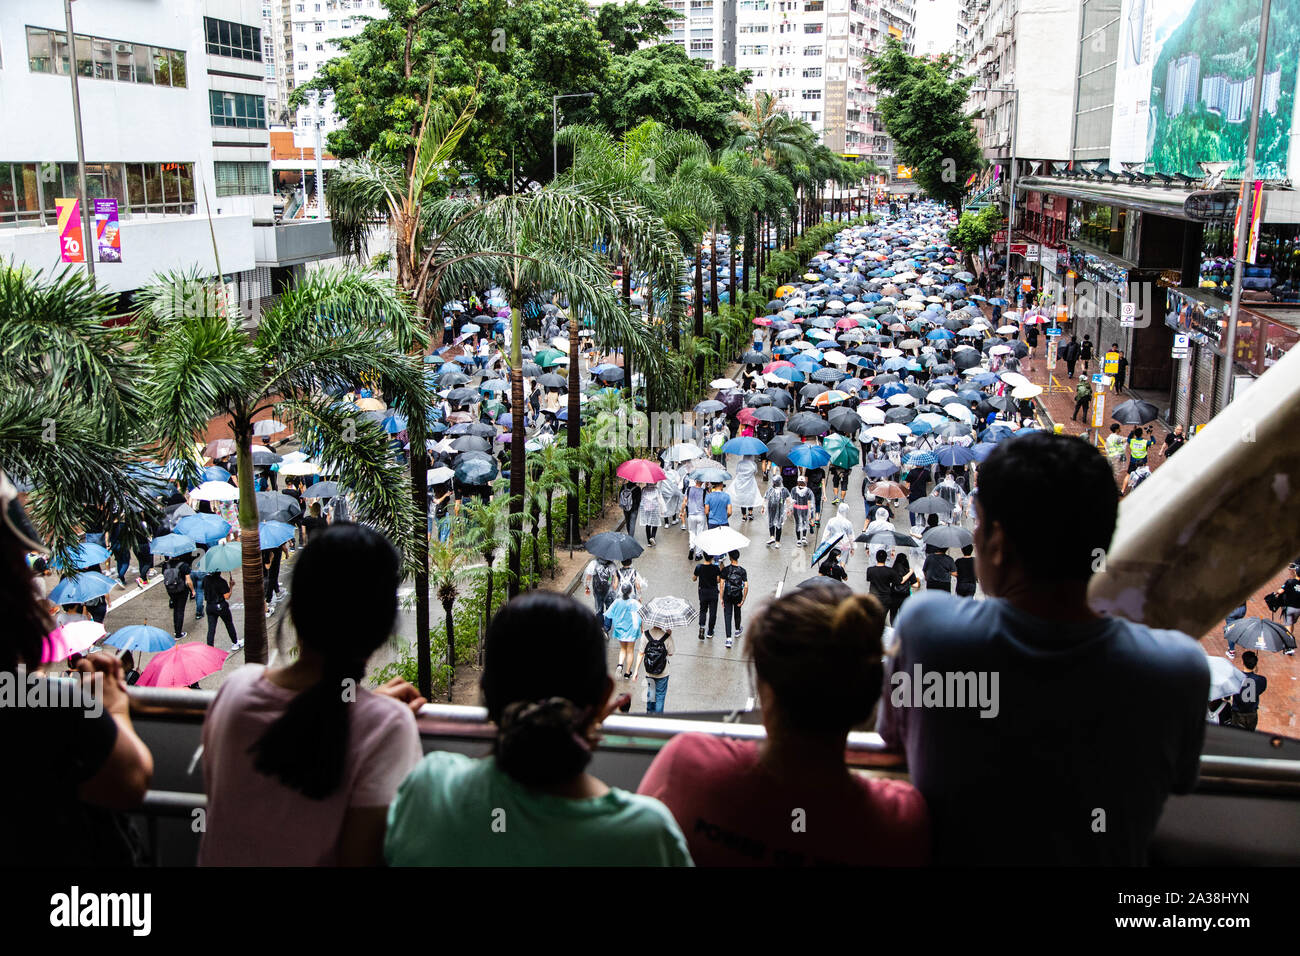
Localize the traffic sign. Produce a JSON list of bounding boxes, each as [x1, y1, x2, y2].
[[1092, 373, 1106, 387], [1045, 327, 1062, 336], [1120, 302, 1136, 328]]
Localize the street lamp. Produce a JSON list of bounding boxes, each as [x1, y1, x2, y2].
[[553, 93, 596, 181], [970, 85, 1019, 301], [306, 91, 329, 218]]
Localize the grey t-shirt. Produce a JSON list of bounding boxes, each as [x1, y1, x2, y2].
[[878, 592, 1207, 865]]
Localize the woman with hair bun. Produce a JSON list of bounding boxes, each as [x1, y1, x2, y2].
[[637, 584, 930, 866], [386, 592, 692, 866]]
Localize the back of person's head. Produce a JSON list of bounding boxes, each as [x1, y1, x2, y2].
[[978, 433, 1116, 581], [619, 583, 633, 600], [1243, 651, 1258, 670], [875, 549, 888, 564], [1109, 423, 1120, 434], [927, 513, 939, 528], [482, 593, 609, 788], [747, 585, 885, 734], [961, 544, 974, 556], [621, 558, 632, 567], [728, 549, 740, 563], [250, 523, 401, 800], [310, 502, 322, 517], [0, 501, 48, 671], [893, 553, 910, 571]]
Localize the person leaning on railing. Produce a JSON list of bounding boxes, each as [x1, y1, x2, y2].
[[877, 433, 1208, 865], [638, 581, 930, 867], [385, 592, 692, 867]]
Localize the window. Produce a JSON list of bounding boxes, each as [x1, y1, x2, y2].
[[1, 161, 195, 224], [804, 45, 823, 55], [214, 161, 271, 197], [314, 22, 324, 31], [804, 0, 824, 8], [26, 26, 184, 86], [209, 90, 267, 128], [298, 62, 307, 70], [0, 163, 44, 224], [804, 22, 824, 33], [205, 17, 263, 60], [802, 66, 822, 77], [802, 88, 822, 99]]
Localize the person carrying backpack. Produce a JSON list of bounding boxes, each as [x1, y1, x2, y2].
[[618, 480, 641, 539], [203, 571, 242, 650], [583, 557, 617, 621], [633, 625, 675, 713], [1071, 379, 1093, 421], [163, 554, 195, 640], [720, 550, 749, 649]]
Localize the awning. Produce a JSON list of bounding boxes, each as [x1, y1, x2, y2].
[[1019, 175, 1300, 225]]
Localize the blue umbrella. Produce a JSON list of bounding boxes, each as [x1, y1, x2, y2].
[[202, 465, 232, 483], [455, 457, 499, 485], [771, 366, 806, 383], [926, 328, 955, 341], [51, 542, 111, 571], [174, 513, 232, 546], [971, 442, 998, 461], [105, 625, 175, 653], [934, 445, 978, 466], [258, 521, 297, 549], [381, 412, 409, 434], [909, 420, 933, 435], [688, 467, 733, 484], [865, 460, 899, 478], [788, 444, 831, 469], [721, 437, 768, 456], [979, 424, 1015, 443], [903, 450, 938, 467], [49, 571, 118, 605], [150, 533, 198, 558], [459, 323, 480, 334], [989, 297, 1009, 306]]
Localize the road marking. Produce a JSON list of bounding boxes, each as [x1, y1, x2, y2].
[[106, 577, 163, 612]]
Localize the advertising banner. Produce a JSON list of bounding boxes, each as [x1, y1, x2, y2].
[[94, 198, 121, 263], [55, 198, 84, 263], [1110, 0, 1300, 180]]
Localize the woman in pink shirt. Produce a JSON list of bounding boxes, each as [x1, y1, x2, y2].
[[199, 524, 426, 866], [638, 582, 930, 866]]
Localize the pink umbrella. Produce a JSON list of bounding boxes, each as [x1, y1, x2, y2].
[[835, 317, 860, 329], [136, 643, 229, 688], [41, 628, 70, 664], [61, 620, 107, 654], [763, 360, 795, 373], [616, 459, 667, 484], [752, 316, 773, 326]]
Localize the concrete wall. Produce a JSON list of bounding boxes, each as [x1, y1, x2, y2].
[[1013, 0, 1084, 160]]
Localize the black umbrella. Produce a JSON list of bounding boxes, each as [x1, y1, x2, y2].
[[742, 350, 766, 364], [453, 450, 495, 467], [828, 406, 861, 435], [695, 399, 726, 415], [766, 300, 784, 312], [908, 495, 953, 515], [446, 386, 480, 404], [884, 407, 916, 424], [464, 422, 497, 439], [744, 391, 773, 407], [765, 389, 795, 410], [717, 390, 745, 415], [452, 435, 491, 453], [303, 481, 340, 498], [597, 367, 625, 383], [799, 383, 830, 402], [953, 350, 983, 370], [922, 525, 974, 549], [1224, 617, 1297, 653], [766, 434, 800, 467], [454, 457, 498, 485], [786, 412, 831, 437], [750, 405, 787, 423], [1111, 399, 1161, 425], [439, 370, 471, 387], [856, 529, 921, 548], [256, 491, 301, 522], [811, 367, 844, 384], [251, 448, 282, 467], [538, 373, 567, 389], [585, 531, 645, 562], [521, 362, 543, 378], [872, 373, 901, 385]]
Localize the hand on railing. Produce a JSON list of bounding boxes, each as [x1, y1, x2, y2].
[[374, 677, 428, 715]]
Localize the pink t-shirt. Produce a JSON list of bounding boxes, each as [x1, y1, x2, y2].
[[198, 664, 422, 866], [638, 733, 930, 866]]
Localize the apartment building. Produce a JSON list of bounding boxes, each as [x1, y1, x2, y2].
[[284, 0, 386, 133]]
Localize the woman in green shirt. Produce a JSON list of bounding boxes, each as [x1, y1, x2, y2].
[[385, 592, 693, 867]]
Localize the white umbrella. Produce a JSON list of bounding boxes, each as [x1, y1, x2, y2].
[[886, 393, 916, 407], [1207, 655, 1246, 701], [878, 347, 903, 358], [927, 389, 958, 403], [666, 443, 706, 462], [857, 405, 887, 424], [253, 419, 287, 436], [710, 378, 738, 389], [1011, 383, 1043, 399], [1000, 371, 1030, 388], [427, 466, 456, 485], [990, 344, 1012, 356], [695, 526, 750, 555], [191, 480, 239, 502], [996, 325, 1019, 334], [943, 403, 975, 422], [280, 451, 310, 464], [822, 350, 849, 365], [279, 460, 331, 476], [789, 340, 816, 351]]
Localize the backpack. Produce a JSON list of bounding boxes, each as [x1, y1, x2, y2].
[[643, 635, 669, 676], [593, 561, 615, 595], [619, 486, 634, 510], [163, 564, 186, 594], [722, 565, 746, 603]]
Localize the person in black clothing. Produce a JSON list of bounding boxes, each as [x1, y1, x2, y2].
[[906, 463, 930, 505], [283, 480, 304, 549], [162, 555, 194, 639], [955, 544, 978, 597], [889, 554, 916, 625], [302, 501, 329, 542], [804, 466, 826, 528], [1228, 651, 1267, 731], [1061, 336, 1080, 378], [720, 550, 749, 648], [693, 555, 721, 640], [618, 480, 641, 538], [262, 544, 286, 610], [1110, 344, 1128, 393], [866, 550, 897, 607], [923, 545, 957, 592], [819, 555, 848, 581], [1080, 335, 1094, 374], [203, 572, 241, 649]]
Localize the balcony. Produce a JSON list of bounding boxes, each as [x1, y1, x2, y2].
[[252, 217, 337, 267]]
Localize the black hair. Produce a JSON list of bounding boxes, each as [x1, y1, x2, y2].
[[977, 433, 1117, 581], [875, 549, 888, 563], [728, 549, 741, 561], [482, 592, 608, 788], [249, 523, 401, 800], [961, 544, 974, 556], [1242, 651, 1258, 670]]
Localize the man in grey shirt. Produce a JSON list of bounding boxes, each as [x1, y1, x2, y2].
[[878, 432, 1207, 865]]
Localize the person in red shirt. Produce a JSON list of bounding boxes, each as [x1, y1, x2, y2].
[[637, 582, 930, 866]]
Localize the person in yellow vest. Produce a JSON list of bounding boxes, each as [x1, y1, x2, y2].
[[1104, 423, 1127, 485], [1127, 427, 1150, 474]]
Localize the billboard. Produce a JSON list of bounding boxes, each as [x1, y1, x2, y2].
[[1110, 0, 1300, 180]]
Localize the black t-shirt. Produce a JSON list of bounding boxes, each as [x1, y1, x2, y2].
[[1164, 433, 1186, 455], [756, 423, 776, 444], [804, 467, 825, 490], [955, 556, 977, 585], [202, 574, 231, 611], [821, 562, 848, 581], [1283, 578, 1300, 608], [302, 515, 328, 540], [694, 562, 722, 595], [722, 564, 749, 602], [907, 468, 930, 501], [924, 553, 957, 585], [867, 564, 897, 602], [1232, 673, 1267, 713], [0, 677, 141, 866]]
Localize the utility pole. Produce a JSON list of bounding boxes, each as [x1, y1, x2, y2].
[[1219, 0, 1272, 411], [64, 0, 94, 278]]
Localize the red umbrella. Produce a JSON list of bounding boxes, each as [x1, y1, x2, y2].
[[763, 360, 795, 373], [616, 459, 667, 484], [752, 316, 773, 326], [136, 643, 229, 688], [736, 407, 758, 426], [835, 317, 860, 329]]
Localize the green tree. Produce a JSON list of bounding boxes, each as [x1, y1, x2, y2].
[[948, 206, 1004, 270], [594, 0, 682, 54]]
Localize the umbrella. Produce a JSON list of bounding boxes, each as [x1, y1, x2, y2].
[[788, 444, 831, 469], [721, 437, 768, 456], [688, 467, 733, 484], [136, 643, 229, 688], [251, 448, 283, 467], [256, 491, 302, 523], [174, 513, 232, 546], [864, 460, 900, 479], [934, 444, 978, 466], [253, 419, 287, 436], [427, 466, 456, 486], [202, 465, 232, 483], [827, 406, 861, 435], [695, 526, 750, 555], [665, 443, 707, 462], [105, 625, 175, 654], [922, 525, 973, 549], [447, 387, 482, 405], [786, 412, 831, 437], [149, 534, 198, 558], [585, 532, 644, 562], [191, 481, 239, 502], [1224, 618, 1297, 653], [866, 480, 909, 499], [51, 542, 111, 571], [711, 378, 739, 389], [809, 534, 846, 568], [206, 438, 237, 458], [617, 459, 667, 484], [59, 620, 108, 654], [641, 595, 698, 631], [909, 495, 953, 515], [1206, 656, 1247, 701], [48, 571, 118, 606], [258, 521, 297, 549], [455, 458, 499, 485], [452, 435, 491, 454], [857, 528, 922, 549], [823, 434, 860, 468], [196, 542, 241, 573], [1111, 399, 1161, 425], [303, 481, 340, 498], [694, 400, 726, 415], [537, 373, 567, 389], [278, 460, 326, 477]]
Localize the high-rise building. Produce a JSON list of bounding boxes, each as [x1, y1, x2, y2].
[[284, 0, 386, 133]]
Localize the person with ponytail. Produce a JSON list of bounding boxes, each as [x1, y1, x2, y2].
[[385, 592, 692, 866], [199, 523, 426, 866], [638, 582, 930, 866]]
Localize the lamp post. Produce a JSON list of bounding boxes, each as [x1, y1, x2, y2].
[[1218, 0, 1272, 411], [553, 92, 595, 181], [971, 84, 1018, 300], [64, 0, 94, 278], [307, 91, 328, 218]]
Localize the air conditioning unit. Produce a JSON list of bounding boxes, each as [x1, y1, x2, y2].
[[115, 42, 132, 53]]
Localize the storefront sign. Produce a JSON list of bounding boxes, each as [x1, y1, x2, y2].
[[1024, 244, 1040, 263], [1172, 332, 1190, 359], [93, 199, 121, 263], [56, 198, 84, 263]]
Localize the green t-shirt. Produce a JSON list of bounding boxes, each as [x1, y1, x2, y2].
[[385, 751, 694, 867]]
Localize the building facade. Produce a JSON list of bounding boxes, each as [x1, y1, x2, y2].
[[283, 0, 385, 133]]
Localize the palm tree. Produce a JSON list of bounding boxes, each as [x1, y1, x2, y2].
[[428, 534, 475, 701], [530, 441, 578, 576], [460, 489, 512, 647], [138, 267, 428, 664], [0, 263, 159, 569]]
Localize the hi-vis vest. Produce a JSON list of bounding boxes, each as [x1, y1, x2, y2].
[[1129, 437, 1149, 460]]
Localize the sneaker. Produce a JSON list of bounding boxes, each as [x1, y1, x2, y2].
[[230, 640, 244, 652], [178, 631, 187, 640], [706, 632, 713, 640], [136, 578, 147, 590], [725, 637, 733, 648], [697, 627, 705, 641]]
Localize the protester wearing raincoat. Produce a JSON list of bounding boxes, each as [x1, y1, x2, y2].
[[730, 456, 761, 521]]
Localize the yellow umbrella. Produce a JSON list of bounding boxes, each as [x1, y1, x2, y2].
[[354, 397, 386, 411], [775, 285, 796, 297]]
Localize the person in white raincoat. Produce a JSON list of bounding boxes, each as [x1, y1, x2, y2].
[[638, 482, 665, 547], [821, 502, 856, 563], [657, 469, 683, 528], [729, 455, 760, 522]]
